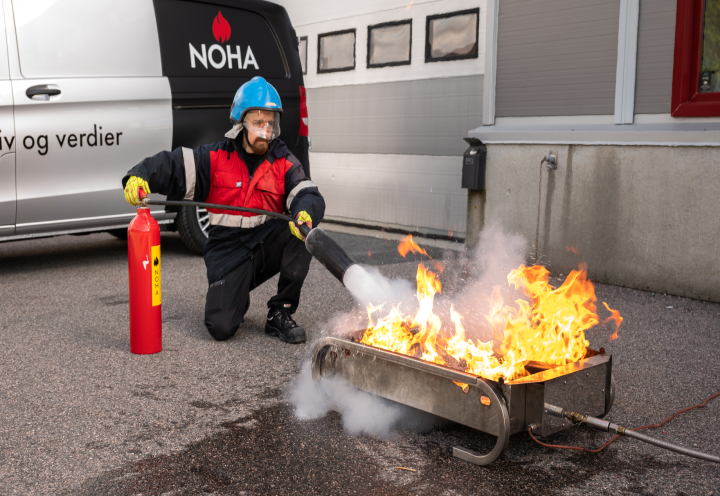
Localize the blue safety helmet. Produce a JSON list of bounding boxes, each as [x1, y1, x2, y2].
[[230, 76, 283, 123]]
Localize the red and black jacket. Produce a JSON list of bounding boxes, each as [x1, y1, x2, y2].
[[123, 139, 324, 283]]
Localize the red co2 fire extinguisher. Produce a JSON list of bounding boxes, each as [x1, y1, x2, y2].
[[127, 190, 162, 354]]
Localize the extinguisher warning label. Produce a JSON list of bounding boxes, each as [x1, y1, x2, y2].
[[151, 245, 161, 306]]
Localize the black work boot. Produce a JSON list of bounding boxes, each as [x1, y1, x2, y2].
[[265, 308, 306, 344]]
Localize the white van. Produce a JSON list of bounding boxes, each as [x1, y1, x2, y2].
[[0, 0, 309, 253]]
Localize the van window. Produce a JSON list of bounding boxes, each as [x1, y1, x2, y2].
[[12, 0, 162, 78], [152, 0, 287, 78], [0, 5, 10, 79]]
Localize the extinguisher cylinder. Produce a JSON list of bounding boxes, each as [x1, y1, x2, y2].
[[127, 207, 162, 354]]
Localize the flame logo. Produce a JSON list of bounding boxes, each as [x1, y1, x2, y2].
[[212, 11, 231, 43]]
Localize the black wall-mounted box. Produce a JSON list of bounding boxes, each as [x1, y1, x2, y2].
[[461, 137, 486, 190]]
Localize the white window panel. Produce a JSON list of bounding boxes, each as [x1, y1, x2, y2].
[[299, 36, 308, 75], [368, 20, 411, 68], [426, 9, 479, 62], [318, 29, 355, 73]]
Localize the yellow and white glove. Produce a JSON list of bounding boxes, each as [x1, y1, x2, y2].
[[124, 176, 151, 206], [289, 211, 312, 240]]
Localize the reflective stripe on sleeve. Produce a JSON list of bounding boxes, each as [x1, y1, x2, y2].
[[285, 180, 317, 210], [208, 213, 269, 228], [182, 147, 196, 200]]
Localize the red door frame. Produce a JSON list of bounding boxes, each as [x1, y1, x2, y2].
[[671, 0, 720, 116]]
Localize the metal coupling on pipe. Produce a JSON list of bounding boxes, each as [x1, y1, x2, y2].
[[565, 411, 588, 424], [544, 403, 564, 418], [546, 403, 620, 433], [544, 403, 589, 423], [584, 417, 611, 432]]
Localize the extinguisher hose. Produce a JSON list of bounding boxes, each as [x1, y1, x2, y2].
[[141, 198, 311, 237], [141, 198, 356, 283]]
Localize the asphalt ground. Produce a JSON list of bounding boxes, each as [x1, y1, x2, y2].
[[0, 228, 718, 495]]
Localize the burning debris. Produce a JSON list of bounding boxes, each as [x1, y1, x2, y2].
[[398, 234, 431, 259], [359, 241, 622, 383], [602, 302, 623, 341]]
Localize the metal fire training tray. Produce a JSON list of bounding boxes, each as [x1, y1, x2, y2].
[[311, 335, 614, 465]]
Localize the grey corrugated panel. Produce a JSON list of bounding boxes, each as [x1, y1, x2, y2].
[[500, 13, 621, 37], [499, 58, 620, 74], [501, 36, 620, 55], [501, 18, 621, 36], [495, 0, 620, 117], [634, 0, 676, 114], [496, 85, 617, 98], [501, 35, 620, 52], [496, 53, 619, 67], [306, 75, 483, 156], [498, 0, 620, 17], [498, 104, 616, 116]]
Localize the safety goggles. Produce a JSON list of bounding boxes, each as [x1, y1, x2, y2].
[[243, 111, 281, 140]]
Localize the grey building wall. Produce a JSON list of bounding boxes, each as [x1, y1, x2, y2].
[[634, 0, 676, 114], [471, 143, 720, 302], [307, 75, 483, 156], [311, 153, 468, 235], [495, 0, 620, 117]]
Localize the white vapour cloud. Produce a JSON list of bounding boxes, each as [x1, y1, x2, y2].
[[342, 264, 415, 309], [289, 362, 434, 438]]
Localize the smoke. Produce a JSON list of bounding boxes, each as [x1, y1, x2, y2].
[[290, 222, 526, 437], [446, 222, 528, 343], [289, 362, 435, 438]]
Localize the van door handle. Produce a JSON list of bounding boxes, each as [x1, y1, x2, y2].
[[26, 85, 61, 100]]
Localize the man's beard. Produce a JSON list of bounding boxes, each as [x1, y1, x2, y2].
[[248, 137, 269, 155]]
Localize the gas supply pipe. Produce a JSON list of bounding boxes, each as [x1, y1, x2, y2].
[[529, 398, 720, 463]]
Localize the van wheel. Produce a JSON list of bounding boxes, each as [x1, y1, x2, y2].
[[177, 205, 209, 255]]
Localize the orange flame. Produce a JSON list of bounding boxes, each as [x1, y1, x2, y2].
[[212, 11, 231, 43], [361, 263, 620, 382], [602, 302, 623, 341], [398, 234, 430, 258]]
